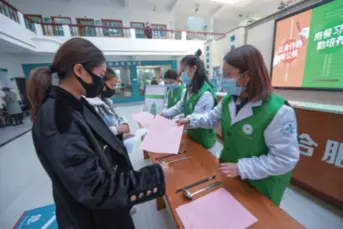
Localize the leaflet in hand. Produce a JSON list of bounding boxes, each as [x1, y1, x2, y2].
[[140, 115, 183, 154], [132, 112, 155, 128]]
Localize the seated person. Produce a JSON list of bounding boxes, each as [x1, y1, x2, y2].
[[86, 67, 132, 140]]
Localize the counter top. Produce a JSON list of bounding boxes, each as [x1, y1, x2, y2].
[[215, 92, 343, 114], [288, 100, 343, 114], [147, 133, 304, 229]]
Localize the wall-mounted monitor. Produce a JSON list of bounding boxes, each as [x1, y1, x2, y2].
[[271, 0, 343, 90]]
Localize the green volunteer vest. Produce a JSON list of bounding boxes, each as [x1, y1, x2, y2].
[[167, 84, 185, 108], [184, 82, 217, 149], [219, 93, 292, 206]]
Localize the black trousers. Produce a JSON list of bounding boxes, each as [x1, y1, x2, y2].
[[10, 113, 23, 125]]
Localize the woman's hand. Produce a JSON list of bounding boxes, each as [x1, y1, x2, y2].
[[117, 124, 130, 134], [218, 163, 239, 178], [123, 132, 134, 139], [176, 118, 190, 128]]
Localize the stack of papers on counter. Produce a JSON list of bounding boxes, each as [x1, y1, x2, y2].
[[176, 188, 257, 229]]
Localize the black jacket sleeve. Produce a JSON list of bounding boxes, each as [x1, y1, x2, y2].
[[41, 132, 165, 210]]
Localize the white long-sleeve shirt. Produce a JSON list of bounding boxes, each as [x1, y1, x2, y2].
[[162, 91, 214, 119], [188, 99, 300, 180]]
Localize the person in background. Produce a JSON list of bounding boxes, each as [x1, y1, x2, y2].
[[163, 69, 185, 111], [151, 76, 165, 86], [144, 22, 152, 39], [177, 45, 299, 205], [2, 87, 23, 125], [162, 49, 218, 152], [27, 38, 167, 229], [86, 67, 133, 140]]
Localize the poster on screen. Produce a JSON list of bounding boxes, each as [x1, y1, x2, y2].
[[143, 85, 166, 115], [271, 0, 343, 89]]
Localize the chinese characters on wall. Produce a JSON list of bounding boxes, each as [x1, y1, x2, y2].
[[314, 24, 343, 50], [299, 133, 343, 168]]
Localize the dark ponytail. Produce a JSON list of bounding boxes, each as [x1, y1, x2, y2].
[[27, 37, 105, 122], [27, 68, 53, 122], [195, 49, 202, 57]]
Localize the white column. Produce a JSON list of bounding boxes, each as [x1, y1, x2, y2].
[[17, 12, 26, 29], [181, 31, 187, 40], [207, 16, 215, 40], [34, 24, 44, 36], [130, 28, 136, 39], [62, 25, 71, 37]]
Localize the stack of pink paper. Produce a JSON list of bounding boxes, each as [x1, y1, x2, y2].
[[132, 112, 155, 128], [140, 115, 184, 154], [176, 188, 258, 229]]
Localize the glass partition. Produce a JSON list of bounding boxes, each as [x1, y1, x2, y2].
[[136, 65, 171, 96], [109, 66, 133, 99]]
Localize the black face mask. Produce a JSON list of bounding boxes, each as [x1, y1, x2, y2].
[[101, 84, 116, 98], [74, 67, 104, 98]]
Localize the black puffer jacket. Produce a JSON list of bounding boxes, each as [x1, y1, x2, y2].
[[32, 86, 165, 229]]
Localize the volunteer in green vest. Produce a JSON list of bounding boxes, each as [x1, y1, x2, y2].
[[177, 45, 300, 205], [162, 49, 218, 152], [163, 69, 185, 111]]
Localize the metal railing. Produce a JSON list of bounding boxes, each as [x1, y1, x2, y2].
[[0, 0, 19, 23], [134, 28, 182, 40], [34, 23, 225, 41], [186, 31, 225, 40], [69, 24, 132, 37], [24, 15, 36, 33]]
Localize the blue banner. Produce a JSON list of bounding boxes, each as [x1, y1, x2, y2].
[[13, 204, 57, 229]]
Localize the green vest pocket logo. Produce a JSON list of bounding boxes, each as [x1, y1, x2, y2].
[[242, 124, 253, 136]]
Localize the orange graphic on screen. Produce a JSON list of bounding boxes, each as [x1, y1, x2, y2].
[[271, 10, 312, 87]]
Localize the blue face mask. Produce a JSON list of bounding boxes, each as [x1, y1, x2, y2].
[[181, 72, 191, 85], [167, 83, 178, 90], [221, 78, 243, 96]]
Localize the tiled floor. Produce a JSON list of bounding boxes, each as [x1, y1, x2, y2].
[[0, 117, 32, 147], [0, 104, 342, 229]]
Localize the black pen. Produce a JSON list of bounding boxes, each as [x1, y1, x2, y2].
[[175, 175, 216, 193]]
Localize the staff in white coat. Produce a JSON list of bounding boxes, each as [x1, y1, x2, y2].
[[177, 45, 300, 205]]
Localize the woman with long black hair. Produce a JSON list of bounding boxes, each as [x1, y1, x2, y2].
[[162, 49, 218, 152], [27, 38, 166, 229]]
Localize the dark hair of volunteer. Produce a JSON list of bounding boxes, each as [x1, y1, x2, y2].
[[163, 49, 218, 151], [26, 37, 166, 229], [178, 45, 299, 205]]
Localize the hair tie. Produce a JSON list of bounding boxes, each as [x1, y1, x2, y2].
[[50, 65, 57, 73]]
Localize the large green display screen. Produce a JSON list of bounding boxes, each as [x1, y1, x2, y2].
[[271, 0, 343, 90]]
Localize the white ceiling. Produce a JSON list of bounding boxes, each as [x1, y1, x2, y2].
[[122, 0, 304, 20]]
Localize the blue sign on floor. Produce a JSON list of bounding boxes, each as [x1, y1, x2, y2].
[[13, 204, 57, 229]]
